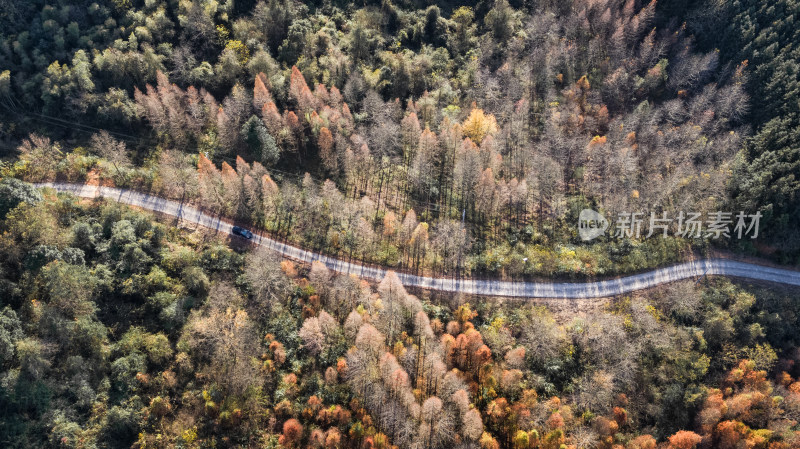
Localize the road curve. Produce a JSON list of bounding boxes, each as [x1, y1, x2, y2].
[[36, 182, 800, 298]]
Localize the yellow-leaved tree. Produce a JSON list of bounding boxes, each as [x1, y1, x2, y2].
[[461, 107, 498, 144]]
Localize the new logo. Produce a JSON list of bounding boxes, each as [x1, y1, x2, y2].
[[578, 209, 608, 241]]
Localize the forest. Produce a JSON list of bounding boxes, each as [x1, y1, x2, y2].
[[1, 181, 799, 448], [1, 0, 800, 447], [1, 0, 798, 276]]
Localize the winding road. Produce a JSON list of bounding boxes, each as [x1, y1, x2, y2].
[[36, 182, 800, 298]]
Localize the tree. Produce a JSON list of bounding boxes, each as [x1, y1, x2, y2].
[[261, 100, 287, 140], [318, 126, 336, 172], [531, 155, 563, 220], [156, 150, 198, 200], [289, 65, 316, 112], [134, 71, 219, 150], [408, 222, 429, 270], [475, 168, 497, 219], [410, 127, 439, 199], [420, 396, 454, 448], [0, 178, 42, 219], [280, 418, 304, 447], [41, 49, 95, 113], [461, 108, 498, 145], [519, 307, 567, 367], [627, 435, 657, 449], [449, 7, 477, 56], [16, 337, 51, 382], [257, 172, 280, 220], [667, 430, 702, 449], [504, 347, 525, 369], [242, 115, 281, 166], [252, 0, 300, 53], [431, 219, 469, 273], [300, 315, 325, 356], [662, 281, 702, 321], [344, 310, 363, 342], [16, 135, 62, 182], [462, 408, 484, 441], [485, 0, 517, 42], [178, 0, 219, 57], [38, 261, 97, 319], [253, 72, 273, 110], [733, 114, 800, 257], [383, 211, 398, 239], [220, 161, 243, 217], [399, 209, 419, 247], [354, 324, 384, 358], [217, 84, 252, 153], [454, 138, 482, 211], [325, 428, 341, 448], [0, 307, 23, 367], [309, 261, 333, 299], [299, 310, 342, 364], [243, 249, 293, 319], [185, 301, 259, 396], [90, 131, 131, 183], [401, 112, 422, 151], [198, 153, 225, 212]]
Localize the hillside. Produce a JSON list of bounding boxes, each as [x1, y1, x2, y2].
[[2, 0, 800, 447], [2, 0, 798, 274], [1, 182, 800, 448]]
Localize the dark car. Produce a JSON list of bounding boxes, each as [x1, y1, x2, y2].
[[231, 226, 254, 239]]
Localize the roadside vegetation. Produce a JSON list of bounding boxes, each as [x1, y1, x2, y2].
[[3, 0, 798, 277], [1, 181, 799, 448]]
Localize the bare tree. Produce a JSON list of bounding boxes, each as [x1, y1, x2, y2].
[[243, 249, 293, 319], [431, 219, 470, 273], [300, 310, 342, 360], [184, 298, 259, 395], [90, 131, 131, 182], [519, 307, 568, 367], [157, 149, 198, 200], [420, 396, 455, 449]]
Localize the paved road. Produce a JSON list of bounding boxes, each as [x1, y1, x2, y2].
[[37, 183, 800, 298]]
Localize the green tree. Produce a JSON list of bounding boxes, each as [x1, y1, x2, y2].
[[0, 307, 23, 367], [0, 178, 42, 219], [242, 115, 281, 166], [449, 7, 476, 57], [38, 261, 97, 319], [41, 49, 94, 113], [485, 0, 516, 42], [732, 115, 800, 257]]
